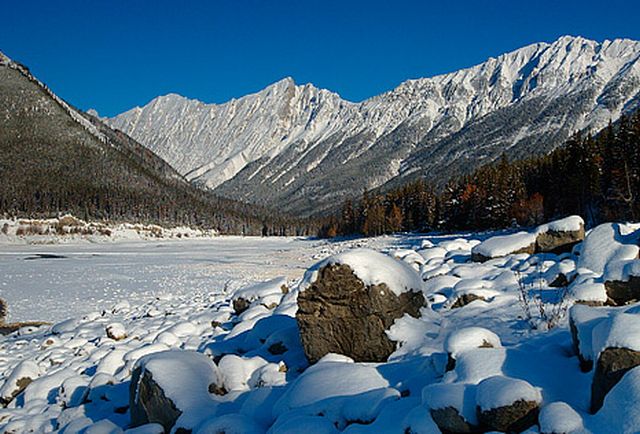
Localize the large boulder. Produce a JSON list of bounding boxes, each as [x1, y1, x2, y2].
[[0, 297, 6, 323], [471, 232, 536, 263], [423, 383, 479, 433], [296, 249, 425, 363], [603, 260, 640, 305], [591, 347, 640, 413], [535, 216, 584, 254], [476, 376, 541, 433], [444, 327, 501, 371], [568, 304, 609, 372], [129, 350, 219, 432], [590, 312, 640, 413], [470, 216, 585, 263]]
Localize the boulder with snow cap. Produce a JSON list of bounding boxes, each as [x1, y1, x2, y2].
[[106, 322, 127, 341], [538, 402, 584, 434], [296, 248, 425, 363], [232, 277, 288, 315], [0, 360, 41, 406], [471, 232, 536, 263], [535, 216, 585, 254], [590, 312, 640, 413], [129, 350, 220, 432], [444, 327, 502, 371], [423, 383, 480, 433], [603, 260, 640, 306], [476, 376, 542, 433], [568, 304, 609, 372]]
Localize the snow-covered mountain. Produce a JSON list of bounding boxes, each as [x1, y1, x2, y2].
[[107, 36, 640, 216]]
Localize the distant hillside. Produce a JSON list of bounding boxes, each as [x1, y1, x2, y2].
[[0, 52, 311, 235]]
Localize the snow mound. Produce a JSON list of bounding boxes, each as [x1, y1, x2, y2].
[[471, 232, 536, 259], [578, 223, 640, 275], [476, 375, 542, 411], [444, 327, 502, 357], [300, 248, 423, 296], [133, 350, 220, 430], [536, 215, 584, 234], [539, 401, 584, 434]]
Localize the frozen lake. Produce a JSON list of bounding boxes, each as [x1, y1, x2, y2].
[[0, 237, 323, 323], [0, 235, 403, 323]]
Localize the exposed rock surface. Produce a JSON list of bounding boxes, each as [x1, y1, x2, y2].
[[430, 407, 479, 433], [129, 367, 182, 432], [591, 347, 640, 413], [535, 224, 585, 254], [296, 263, 424, 363], [477, 399, 540, 433], [604, 277, 640, 306]]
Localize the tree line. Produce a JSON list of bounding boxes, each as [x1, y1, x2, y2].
[[320, 112, 640, 237]]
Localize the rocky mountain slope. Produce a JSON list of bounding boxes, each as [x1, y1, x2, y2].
[[0, 52, 303, 234], [107, 36, 640, 216]]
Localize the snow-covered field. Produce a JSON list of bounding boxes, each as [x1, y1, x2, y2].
[[0, 236, 397, 323], [2, 221, 640, 433]]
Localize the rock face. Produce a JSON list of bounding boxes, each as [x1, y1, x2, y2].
[[450, 293, 487, 309], [569, 316, 594, 372], [296, 263, 424, 363], [477, 399, 540, 433], [129, 350, 220, 432], [591, 347, 640, 413], [470, 244, 535, 263], [535, 224, 585, 254], [129, 367, 182, 432], [0, 298, 6, 323], [430, 407, 478, 433], [604, 277, 640, 306]]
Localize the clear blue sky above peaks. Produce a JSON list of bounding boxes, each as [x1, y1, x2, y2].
[[3, 0, 640, 117]]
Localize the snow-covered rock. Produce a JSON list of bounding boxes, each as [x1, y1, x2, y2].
[[476, 376, 542, 432], [129, 350, 220, 432], [296, 249, 425, 362]]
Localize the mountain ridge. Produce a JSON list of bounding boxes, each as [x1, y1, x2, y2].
[[106, 35, 640, 216]]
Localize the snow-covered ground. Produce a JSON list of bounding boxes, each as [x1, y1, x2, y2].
[[0, 235, 402, 323], [2, 223, 640, 433]]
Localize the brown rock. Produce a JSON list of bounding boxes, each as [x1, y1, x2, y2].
[[451, 293, 486, 309], [569, 315, 593, 372], [232, 297, 251, 315], [430, 407, 480, 434], [477, 399, 539, 433], [296, 263, 424, 363], [591, 347, 640, 413], [471, 244, 535, 263], [0, 377, 33, 407], [604, 277, 640, 306], [0, 298, 6, 324], [129, 367, 182, 433], [535, 225, 584, 254]]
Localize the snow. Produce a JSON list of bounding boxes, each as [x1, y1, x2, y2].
[[538, 401, 584, 434], [300, 248, 423, 296], [536, 215, 584, 234], [273, 361, 389, 412], [471, 231, 536, 258], [3, 228, 640, 432], [133, 350, 219, 430], [475, 375, 542, 411], [592, 313, 640, 357], [591, 366, 640, 433], [444, 327, 502, 357], [577, 223, 640, 275], [422, 382, 478, 425]]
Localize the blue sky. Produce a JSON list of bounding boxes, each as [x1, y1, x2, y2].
[[3, 0, 640, 117]]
